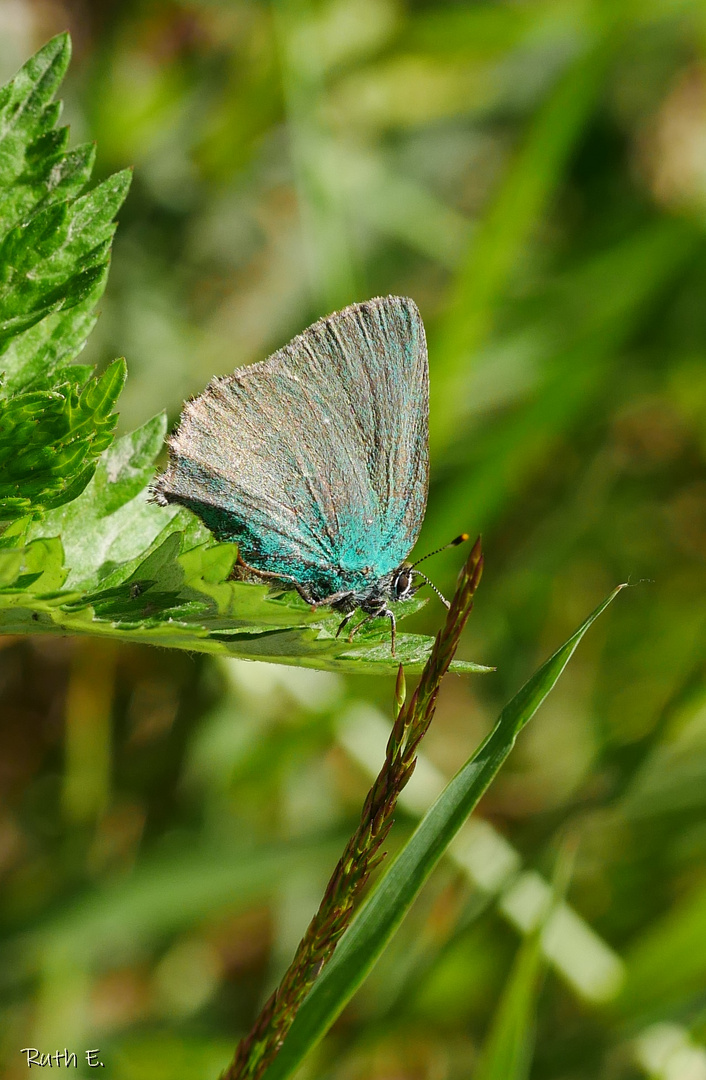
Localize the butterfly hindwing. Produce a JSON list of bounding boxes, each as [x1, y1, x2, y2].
[[153, 296, 429, 598]]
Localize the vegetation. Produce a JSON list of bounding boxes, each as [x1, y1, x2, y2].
[[1, 4, 704, 1080]]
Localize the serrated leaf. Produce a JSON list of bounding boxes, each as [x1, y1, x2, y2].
[[0, 34, 130, 520], [0, 173, 125, 349], [0, 34, 72, 235], [31, 414, 179, 579], [6, 415, 491, 674], [0, 275, 103, 393], [0, 358, 126, 519]]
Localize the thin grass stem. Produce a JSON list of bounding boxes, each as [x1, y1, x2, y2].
[[223, 537, 483, 1080]]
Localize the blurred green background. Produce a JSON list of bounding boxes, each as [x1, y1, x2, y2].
[[1, 0, 706, 1077]]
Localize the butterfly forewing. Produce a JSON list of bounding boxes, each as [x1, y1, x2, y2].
[[154, 296, 429, 598]]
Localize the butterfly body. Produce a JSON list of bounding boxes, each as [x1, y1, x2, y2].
[[152, 296, 429, 650]]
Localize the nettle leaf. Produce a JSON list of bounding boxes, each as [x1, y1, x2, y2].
[[0, 33, 75, 234], [0, 358, 126, 517], [0, 170, 130, 351], [0, 419, 489, 675], [0, 33, 130, 519], [0, 35, 488, 675]]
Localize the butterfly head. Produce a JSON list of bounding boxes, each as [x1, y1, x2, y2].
[[362, 532, 471, 613], [391, 563, 417, 602]]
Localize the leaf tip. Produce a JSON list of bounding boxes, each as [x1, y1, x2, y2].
[[42, 30, 72, 77]]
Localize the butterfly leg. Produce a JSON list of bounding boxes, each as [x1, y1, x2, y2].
[[231, 553, 318, 605], [335, 611, 357, 639], [315, 589, 358, 609], [344, 608, 397, 657], [345, 612, 377, 644], [387, 609, 397, 657]]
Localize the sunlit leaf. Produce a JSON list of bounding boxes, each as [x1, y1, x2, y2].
[[0, 34, 130, 518]]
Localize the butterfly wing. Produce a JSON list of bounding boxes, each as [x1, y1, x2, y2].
[[153, 296, 429, 598]]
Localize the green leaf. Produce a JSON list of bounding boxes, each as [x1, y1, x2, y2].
[[262, 586, 624, 1078], [0, 358, 126, 519], [0, 418, 491, 675], [0, 34, 73, 235], [0, 270, 106, 394], [0, 169, 131, 351], [0, 34, 130, 519]]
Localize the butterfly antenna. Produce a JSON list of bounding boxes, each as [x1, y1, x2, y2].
[[410, 570, 451, 610], [410, 532, 469, 569]]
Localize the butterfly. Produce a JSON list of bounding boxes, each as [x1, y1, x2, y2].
[[152, 295, 465, 654]]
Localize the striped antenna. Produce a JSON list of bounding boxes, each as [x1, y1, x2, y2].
[[409, 532, 469, 569]]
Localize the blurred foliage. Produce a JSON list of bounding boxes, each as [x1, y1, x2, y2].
[[1, 0, 706, 1078]]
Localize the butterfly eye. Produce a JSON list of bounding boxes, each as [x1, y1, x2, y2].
[[394, 568, 413, 599]]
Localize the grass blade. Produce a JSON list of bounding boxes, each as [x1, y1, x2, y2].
[[474, 842, 575, 1080], [475, 929, 545, 1080], [263, 585, 625, 1079]]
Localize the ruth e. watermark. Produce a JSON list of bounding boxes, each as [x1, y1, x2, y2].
[[20, 1049, 104, 1068]]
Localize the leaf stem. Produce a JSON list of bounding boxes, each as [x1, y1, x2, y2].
[[223, 538, 483, 1080]]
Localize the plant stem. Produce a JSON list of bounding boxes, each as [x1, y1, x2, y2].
[[223, 537, 483, 1080]]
